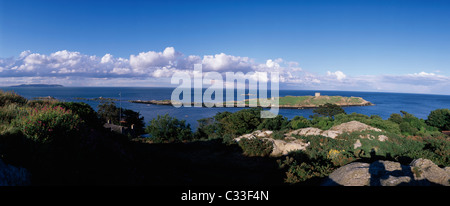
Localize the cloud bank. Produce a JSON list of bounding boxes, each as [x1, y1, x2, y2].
[[1, 47, 449, 95]]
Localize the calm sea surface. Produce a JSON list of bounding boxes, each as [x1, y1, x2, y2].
[[2, 87, 450, 130]]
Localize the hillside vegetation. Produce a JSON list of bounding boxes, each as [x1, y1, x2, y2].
[[0, 90, 448, 185]]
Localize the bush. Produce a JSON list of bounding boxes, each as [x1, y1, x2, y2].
[[238, 138, 273, 157], [216, 108, 263, 136], [387, 111, 439, 136], [97, 101, 120, 124], [278, 152, 335, 184], [0, 104, 22, 125], [257, 115, 289, 131], [310, 115, 334, 130], [426, 109, 450, 131], [312, 103, 346, 118], [97, 101, 145, 135], [271, 130, 286, 140], [53, 102, 102, 128], [0, 91, 27, 107], [388, 113, 403, 124], [193, 117, 219, 140], [146, 114, 192, 143], [15, 106, 82, 143], [289, 116, 311, 129]]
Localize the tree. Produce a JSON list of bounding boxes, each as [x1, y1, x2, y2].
[[97, 101, 145, 135], [426, 109, 450, 131], [257, 115, 289, 131], [146, 114, 192, 143], [97, 101, 120, 124], [217, 108, 263, 136], [312, 103, 346, 119], [388, 113, 403, 124], [289, 116, 311, 129], [53, 102, 102, 128], [122, 109, 145, 135]]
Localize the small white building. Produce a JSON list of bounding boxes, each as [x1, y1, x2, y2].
[[315, 92, 321, 97]]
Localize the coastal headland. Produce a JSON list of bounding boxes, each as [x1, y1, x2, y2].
[[129, 95, 373, 109]]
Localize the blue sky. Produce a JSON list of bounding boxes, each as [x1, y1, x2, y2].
[[1, 0, 450, 94]]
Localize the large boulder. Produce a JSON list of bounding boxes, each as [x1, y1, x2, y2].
[[235, 130, 310, 157], [321, 162, 371, 186], [269, 139, 310, 156], [234, 130, 273, 142], [410, 158, 450, 186], [286, 127, 340, 139], [286, 121, 383, 139], [329, 121, 382, 133], [322, 159, 450, 186]]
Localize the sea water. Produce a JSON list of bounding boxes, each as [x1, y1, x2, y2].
[[2, 87, 450, 130]]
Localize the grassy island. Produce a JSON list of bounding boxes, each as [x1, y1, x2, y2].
[[130, 95, 373, 108]]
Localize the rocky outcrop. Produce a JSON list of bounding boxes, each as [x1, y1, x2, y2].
[[235, 121, 389, 157], [322, 159, 450, 186], [270, 139, 310, 156], [0, 159, 31, 186], [287, 121, 384, 140], [410, 158, 450, 185], [235, 130, 309, 157], [234, 130, 273, 142], [286, 127, 340, 139], [329, 121, 382, 133]]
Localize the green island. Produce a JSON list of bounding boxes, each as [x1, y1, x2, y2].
[[130, 93, 373, 108], [74, 97, 119, 101], [0, 90, 449, 186]]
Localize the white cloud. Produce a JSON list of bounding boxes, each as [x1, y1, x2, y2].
[[101, 54, 114, 64], [202, 53, 253, 72], [2, 48, 450, 94], [327, 70, 346, 81]]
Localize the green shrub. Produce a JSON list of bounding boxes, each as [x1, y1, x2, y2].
[[310, 116, 334, 130], [238, 138, 273, 157], [15, 106, 82, 143], [216, 108, 263, 136], [388, 113, 403, 124], [257, 115, 289, 131], [0, 104, 23, 125], [53, 102, 102, 128], [97, 101, 120, 124], [312, 103, 346, 118], [193, 117, 219, 140], [97, 101, 145, 135], [426, 109, 450, 131], [289, 116, 311, 129], [278, 152, 335, 184], [0, 91, 27, 107], [146, 114, 192, 143], [271, 130, 286, 140]]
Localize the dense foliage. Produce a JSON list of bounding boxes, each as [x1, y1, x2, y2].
[[97, 101, 145, 135], [426, 109, 450, 131], [238, 138, 273, 157], [0, 91, 28, 107], [15, 106, 82, 143], [312, 103, 346, 118], [0, 91, 140, 185], [0, 90, 449, 186], [145, 114, 192, 143]]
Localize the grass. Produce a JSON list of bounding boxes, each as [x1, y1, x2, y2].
[[241, 95, 367, 107]]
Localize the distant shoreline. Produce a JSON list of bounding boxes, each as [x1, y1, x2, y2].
[[10, 84, 64, 88]]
